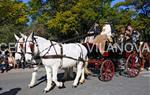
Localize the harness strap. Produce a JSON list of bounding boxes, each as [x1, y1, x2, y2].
[[59, 44, 63, 58], [77, 44, 83, 58], [26, 52, 33, 55], [15, 52, 22, 55], [50, 41, 58, 55], [42, 44, 84, 62], [41, 55, 84, 61]]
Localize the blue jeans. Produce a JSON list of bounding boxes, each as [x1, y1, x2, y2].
[[0, 63, 8, 70]]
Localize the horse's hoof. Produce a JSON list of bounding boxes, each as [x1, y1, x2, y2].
[[79, 82, 84, 84], [58, 86, 65, 89], [57, 82, 63, 88], [43, 90, 49, 93], [79, 80, 85, 84], [58, 83, 65, 89], [72, 85, 77, 88], [28, 84, 34, 88], [28, 86, 33, 88]]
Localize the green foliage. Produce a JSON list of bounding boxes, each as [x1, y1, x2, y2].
[[0, 0, 28, 25], [46, 0, 100, 40], [0, 24, 25, 43], [113, 0, 150, 40], [0, 0, 28, 43], [0, 0, 149, 42]]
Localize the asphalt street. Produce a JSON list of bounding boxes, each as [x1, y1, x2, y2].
[[0, 68, 150, 95]]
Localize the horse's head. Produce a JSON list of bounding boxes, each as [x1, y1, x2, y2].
[[24, 32, 50, 64], [14, 34, 25, 60], [24, 32, 38, 63], [14, 33, 25, 52]]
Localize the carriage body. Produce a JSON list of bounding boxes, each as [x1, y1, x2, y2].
[[83, 42, 141, 81]]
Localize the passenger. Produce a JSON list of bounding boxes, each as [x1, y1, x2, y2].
[[131, 30, 140, 43], [93, 23, 100, 35], [118, 27, 126, 43], [125, 23, 133, 41], [94, 21, 112, 54], [84, 23, 100, 43], [84, 31, 95, 43], [100, 22, 113, 42]]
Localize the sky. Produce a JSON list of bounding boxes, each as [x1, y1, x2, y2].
[[111, 0, 125, 7], [22, 0, 125, 6], [22, 0, 29, 3]]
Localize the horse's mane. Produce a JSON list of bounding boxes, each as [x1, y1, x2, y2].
[[34, 36, 57, 44]]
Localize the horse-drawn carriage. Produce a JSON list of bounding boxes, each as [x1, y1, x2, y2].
[[83, 32, 141, 81], [12, 31, 142, 92]]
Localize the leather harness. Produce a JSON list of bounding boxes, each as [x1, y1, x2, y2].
[[41, 41, 84, 62], [28, 39, 85, 67]]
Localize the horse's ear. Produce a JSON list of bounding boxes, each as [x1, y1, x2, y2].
[[28, 32, 34, 40], [14, 33, 19, 40], [20, 32, 27, 39]]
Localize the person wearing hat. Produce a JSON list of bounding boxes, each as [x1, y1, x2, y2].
[[94, 23, 100, 35], [84, 31, 95, 43]]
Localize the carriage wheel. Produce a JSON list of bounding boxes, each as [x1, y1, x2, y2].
[[126, 53, 140, 78], [99, 60, 115, 81]]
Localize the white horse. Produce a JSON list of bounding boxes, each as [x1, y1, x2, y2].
[[19, 34, 75, 84], [14, 33, 26, 68], [24, 32, 88, 92]]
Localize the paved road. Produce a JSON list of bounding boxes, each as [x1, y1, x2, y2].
[[0, 68, 150, 95]]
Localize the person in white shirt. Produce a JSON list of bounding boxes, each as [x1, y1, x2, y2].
[[100, 22, 112, 42]]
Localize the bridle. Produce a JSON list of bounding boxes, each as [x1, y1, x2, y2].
[[24, 36, 64, 60], [24, 36, 39, 56], [24, 36, 53, 57], [15, 38, 24, 55]]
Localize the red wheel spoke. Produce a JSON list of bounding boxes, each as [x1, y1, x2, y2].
[[99, 60, 114, 81]]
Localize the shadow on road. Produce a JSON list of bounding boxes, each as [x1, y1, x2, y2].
[[0, 88, 21, 95], [30, 75, 47, 88], [30, 72, 74, 88], [37, 75, 47, 81]]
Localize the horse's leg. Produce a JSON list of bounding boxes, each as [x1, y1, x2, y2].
[[84, 59, 92, 75], [79, 66, 85, 84], [28, 65, 39, 88], [44, 66, 52, 92], [52, 65, 63, 88], [73, 62, 83, 87]]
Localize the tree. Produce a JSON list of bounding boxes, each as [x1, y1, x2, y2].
[[114, 0, 150, 40], [46, 0, 101, 40], [0, 0, 28, 43], [1, 0, 148, 42]]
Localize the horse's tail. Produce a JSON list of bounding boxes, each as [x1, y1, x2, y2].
[[80, 43, 92, 75]]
